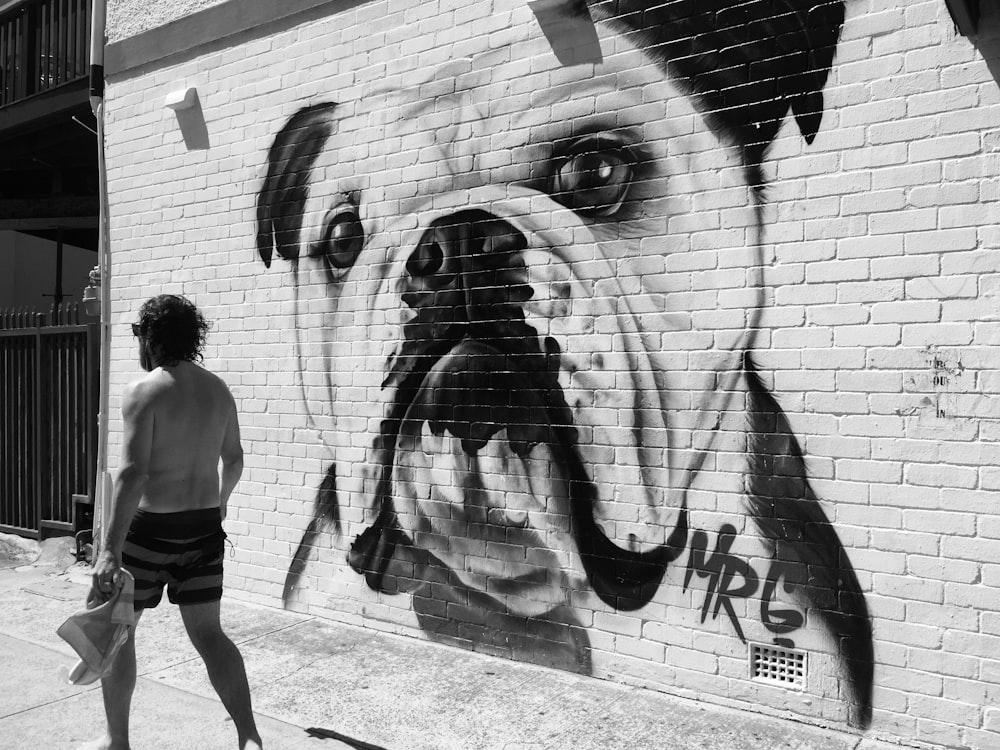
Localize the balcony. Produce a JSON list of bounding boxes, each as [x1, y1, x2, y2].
[[0, 0, 91, 110], [0, 0, 97, 252]]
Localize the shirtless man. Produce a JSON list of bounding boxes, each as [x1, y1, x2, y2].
[[86, 294, 262, 750]]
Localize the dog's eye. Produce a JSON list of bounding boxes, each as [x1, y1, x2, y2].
[[551, 146, 634, 217], [313, 209, 364, 274]]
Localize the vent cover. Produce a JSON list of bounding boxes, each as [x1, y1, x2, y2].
[[750, 643, 806, 688]]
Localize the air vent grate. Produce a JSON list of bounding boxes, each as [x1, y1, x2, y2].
[[750, 643, 806, 688]]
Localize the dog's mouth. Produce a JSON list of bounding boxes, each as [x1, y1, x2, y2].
[[347, 210, 687, 610]]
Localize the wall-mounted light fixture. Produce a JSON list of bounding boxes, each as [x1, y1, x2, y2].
[[164, 86, 210, 150], [945, 0, 980, 36], [164, 86, 198, 111], [82, 265, 101, 317]]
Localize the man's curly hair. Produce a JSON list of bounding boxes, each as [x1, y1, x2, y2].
[[136, 294, 209, 365]]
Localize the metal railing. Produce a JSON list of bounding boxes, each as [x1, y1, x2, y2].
[[0, 0, 92, 109], [0, 302, 98, 537]]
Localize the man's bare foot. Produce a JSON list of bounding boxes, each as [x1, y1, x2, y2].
[[76, 737, 128, 750]]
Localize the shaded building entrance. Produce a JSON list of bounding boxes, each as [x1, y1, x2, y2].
[[0, 0, 99, 537]]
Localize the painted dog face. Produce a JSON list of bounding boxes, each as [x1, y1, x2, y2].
[[274, 6, 766, 618], [258, 1, 874, 728]]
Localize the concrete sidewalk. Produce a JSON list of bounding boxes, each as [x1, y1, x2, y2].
[[0, 540, 898, 750]]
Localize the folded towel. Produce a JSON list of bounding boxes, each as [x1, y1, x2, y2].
[[56, 570, 136, 685]]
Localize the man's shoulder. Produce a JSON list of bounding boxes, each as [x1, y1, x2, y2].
[[126, 369, 171, 395], [122, 372, 167, 415], [126, 363, 233, 404]]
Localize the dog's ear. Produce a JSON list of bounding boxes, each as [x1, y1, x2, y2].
[[588, 0, 845, 164], [785, 1, 846, 144], [257, 102, 338, 268]]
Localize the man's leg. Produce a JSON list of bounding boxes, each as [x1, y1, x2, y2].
[[77, 614, 140, 750], [180, 600, 262, 750]]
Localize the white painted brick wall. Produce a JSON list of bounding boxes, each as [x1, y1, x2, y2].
[[103, 0, 1000, 747]]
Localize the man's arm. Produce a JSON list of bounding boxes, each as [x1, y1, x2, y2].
[[219, 394, 243, 521], [92, 381, 154, 594]]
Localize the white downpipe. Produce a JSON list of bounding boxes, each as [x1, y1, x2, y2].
[[89, 0, 110, 556]]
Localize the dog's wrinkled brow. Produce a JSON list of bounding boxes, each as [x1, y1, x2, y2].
[[257, 102, 338, 267]]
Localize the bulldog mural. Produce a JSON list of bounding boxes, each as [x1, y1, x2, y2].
[[256, 0, 874, 728]]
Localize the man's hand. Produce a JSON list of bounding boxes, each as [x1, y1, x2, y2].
[[91, 549, 124, 600]]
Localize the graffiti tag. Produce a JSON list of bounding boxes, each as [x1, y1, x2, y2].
[[684, 525, 805, 645]]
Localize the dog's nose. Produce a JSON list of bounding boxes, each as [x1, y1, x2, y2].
[[406, 210, 527, 292]]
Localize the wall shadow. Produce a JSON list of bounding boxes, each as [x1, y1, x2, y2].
[[171, 90, 210, 151]]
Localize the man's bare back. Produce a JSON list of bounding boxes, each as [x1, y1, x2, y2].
[[128, 360, 241, 514]]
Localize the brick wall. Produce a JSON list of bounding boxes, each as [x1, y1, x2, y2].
[[104, 0, 1000, 746]]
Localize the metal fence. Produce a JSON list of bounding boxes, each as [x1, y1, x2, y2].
[[0, 303, 98, 537], [0, 0, 92, 109]]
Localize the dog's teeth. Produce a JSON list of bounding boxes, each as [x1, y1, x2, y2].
[[476, 430, 535, 528], [420, 419, 442, 455], [402, 418, 563, 532]]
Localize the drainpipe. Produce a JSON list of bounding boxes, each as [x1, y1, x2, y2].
[[89, 0, 110, 557]]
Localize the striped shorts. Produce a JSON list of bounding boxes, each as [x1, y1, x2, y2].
[[122, 508, 226, 611]]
